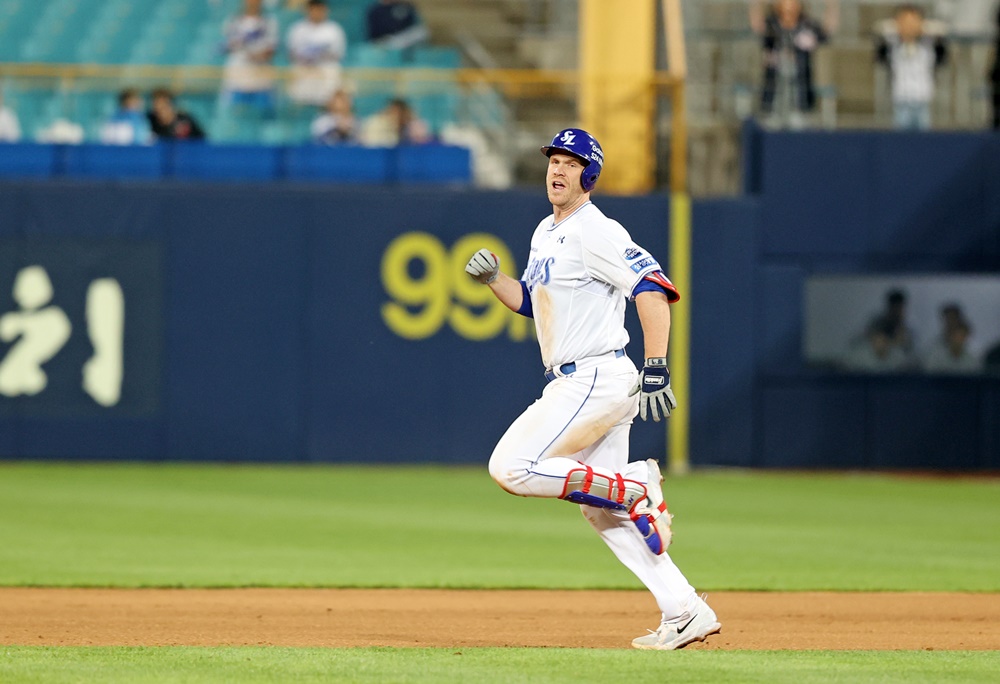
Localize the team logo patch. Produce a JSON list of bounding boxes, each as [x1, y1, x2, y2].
[[630, 257, 657, 273], [560, 130, 576, 145], [623, 248, 644, 261]]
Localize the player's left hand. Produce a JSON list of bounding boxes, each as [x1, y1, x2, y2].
[[630, 357, 677, 422]]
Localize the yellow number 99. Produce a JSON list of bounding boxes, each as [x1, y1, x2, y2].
[[381, 232, 450, 340]]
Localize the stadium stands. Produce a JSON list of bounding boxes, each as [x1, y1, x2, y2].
[[0, 0, 467, 144]]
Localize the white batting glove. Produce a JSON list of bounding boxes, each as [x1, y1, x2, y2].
[[630, 357, 677, 422], [465, 248, 500, 284]]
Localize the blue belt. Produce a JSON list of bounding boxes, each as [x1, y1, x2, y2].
[[545, 349, 625, 382]]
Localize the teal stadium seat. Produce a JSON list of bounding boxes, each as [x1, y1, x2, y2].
[[1, 91, 48, 139], [346, 44, 405, 69], [353, 93, 392, 119], [179, 93, 216, 128], [328, 5, 366, 46], [411, 47, 462, 69], [5, 0, 468, 145], [0, 0, 40, 61], [186, 20, 227, 65]]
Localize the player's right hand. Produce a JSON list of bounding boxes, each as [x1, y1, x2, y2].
[[465, 248, 500, 284]]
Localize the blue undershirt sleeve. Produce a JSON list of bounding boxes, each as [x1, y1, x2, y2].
[[631, 278, 670, 299], [516, 281, 533, 318]]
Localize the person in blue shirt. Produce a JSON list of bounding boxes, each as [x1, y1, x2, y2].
[[99, 88, 152, 145]]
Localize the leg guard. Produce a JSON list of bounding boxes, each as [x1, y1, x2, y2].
[[631, 459, 673, 555], [632, 502, 673, 554], [560, 465, 647, 513]]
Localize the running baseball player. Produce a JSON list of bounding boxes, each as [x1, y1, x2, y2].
[[465, 129, 721, 650]]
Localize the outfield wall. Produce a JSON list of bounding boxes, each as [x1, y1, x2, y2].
[[736, 124, 1000, 470], [0, 127, 998, 468], [0, 182, 674, 463]]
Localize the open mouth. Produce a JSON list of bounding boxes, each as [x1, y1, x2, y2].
[[551, 180, 565, 190]]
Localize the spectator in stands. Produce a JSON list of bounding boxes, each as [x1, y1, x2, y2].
[[875, 4, 948, 131], [992, 5, 1000, 130], [843, 320, 911, 373], [148, 89, 206, 141], [868, 289, 915, 357], [366, 0, 429, 50], [287, 0, 347, 107], [311, 89, 357, 144], [923, 319, 979, 374], [0, 90, 21, 142], [99, 88, 153, 146], [749, 0, 839, 130], [938, 302, 967, 339], [221, 0, 279, 114], [360, 97, 431, 146]]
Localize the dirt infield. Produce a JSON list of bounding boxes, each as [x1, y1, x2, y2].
[[2, 589, 998, 650]]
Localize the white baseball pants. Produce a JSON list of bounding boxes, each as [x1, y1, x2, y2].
[[488, 355, 698, 619]]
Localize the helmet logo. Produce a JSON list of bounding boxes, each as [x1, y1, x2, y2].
[[559, 130, 576, 145]]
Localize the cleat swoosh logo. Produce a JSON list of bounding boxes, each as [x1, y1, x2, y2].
[[675, 614, 697, 635]]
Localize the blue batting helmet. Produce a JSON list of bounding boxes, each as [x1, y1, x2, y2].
[[541, 128, 604, 192]]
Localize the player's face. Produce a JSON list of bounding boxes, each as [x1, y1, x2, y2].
[[546, 153, 587, 207]]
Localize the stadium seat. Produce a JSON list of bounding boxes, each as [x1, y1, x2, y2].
[[346, 45, 405, 69], [3, 0, 468, 146], [411, 47, 462, 69], [328, 5, 366, 46], [353, 93, 393, 119], [0, 0, 37, 60]]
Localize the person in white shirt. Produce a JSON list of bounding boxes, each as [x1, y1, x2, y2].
[[359, 98, 430, 146], [876, 4, 948, 130], [463, 128, 720, 651], [221, 0, 279, 111], [0, 91, 21, 142], [923, 314, 980, 374], [287, 0, 347, 107]]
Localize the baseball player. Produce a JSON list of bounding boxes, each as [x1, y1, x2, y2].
[[465, 129, 721, 650]]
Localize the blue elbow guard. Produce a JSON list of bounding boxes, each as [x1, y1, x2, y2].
[[516, 281, 533, 318]]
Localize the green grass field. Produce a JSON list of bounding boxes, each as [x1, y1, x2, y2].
[[1, 462, 998, 682], [2, 647, 999, 684]]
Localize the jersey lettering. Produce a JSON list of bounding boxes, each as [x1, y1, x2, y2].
[[630, 257, 658, 273], [525, 256, 555, 292]]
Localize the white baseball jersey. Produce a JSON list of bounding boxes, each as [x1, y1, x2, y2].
[[286, 19, 347, 105], [521, 201, 674, 370], [222, 15, 278, 93], [287, 19, 346, 66], [489, 198, 698, 623]]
